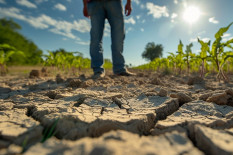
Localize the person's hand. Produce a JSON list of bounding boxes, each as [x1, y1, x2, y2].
[[125, 2, 132, 16], [83, 5, 90, 18]]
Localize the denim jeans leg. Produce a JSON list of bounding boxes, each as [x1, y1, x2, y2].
[[88, 2, 105, 74], [105, 1, 126, 74]]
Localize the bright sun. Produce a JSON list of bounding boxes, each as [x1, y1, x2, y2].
[[183, 6, 201, 24]]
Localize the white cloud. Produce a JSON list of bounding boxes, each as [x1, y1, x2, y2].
[[50, 28, 76, 39], [132, 0, 139, 5], [136, 15, 141, 20], [141, 19, 146, 23], [223, 37, 233, 42], [140, 4, 145, 9], [0, 7, 90, 42], [171, 13, 177, 23], [16, 0, 37, 8], [126, 27, 133, 33], [190, 36, 210, 42], [174, 0, 178, 4], [54, 3, 66, 11], [125, 17, 136, 25], [222, 34, 232, 42], [198, 31, 206, 36], [171, 13, 178, 19], [104, 22, 110, 37], [209, 17, 219, 24], [146, 3, 169, 19], [35, 0, 48, 4], [0, 7, 26, 20], [73, 19, 90, 33], [222, 33, 231, 38], [76, 41, 90, 46], [0, 0, 6, 4], [202, 38, 211, 42]]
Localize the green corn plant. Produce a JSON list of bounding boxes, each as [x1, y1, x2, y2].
[[103, 59, 113, 69], [197, 38, 211, 78], [209, 22, 233, 81], [218, 51, 233, 81], [167, 52, 177, 72], [183, 43, 193, 74], [176, 40, 185, 74], [153, 58, 162, 71], [43, 51, 56, 67], [41, 118, 59, 143], [159, 58, 171, 75], [188, 53, 200, 73], [21, 136, 29, 153], [0, 44, 24, 75]]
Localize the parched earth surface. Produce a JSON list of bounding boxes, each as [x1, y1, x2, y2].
[[0, 70, 233, 155]]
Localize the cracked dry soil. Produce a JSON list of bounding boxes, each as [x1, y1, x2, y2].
[[0, 70, 233, 155]]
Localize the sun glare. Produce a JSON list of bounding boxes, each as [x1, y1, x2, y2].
[[183, 6, 201, 24]]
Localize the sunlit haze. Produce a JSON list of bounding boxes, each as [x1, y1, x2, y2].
[[183, 6, 201, 24]]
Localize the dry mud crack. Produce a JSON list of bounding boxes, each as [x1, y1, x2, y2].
[[0, 73, 233, 154]]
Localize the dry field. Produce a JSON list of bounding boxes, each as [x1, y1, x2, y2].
[[0, 68, 233, 154]]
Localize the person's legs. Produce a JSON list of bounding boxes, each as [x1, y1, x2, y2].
[[105, 0, 126, 74], [88, 1, 106, 74]]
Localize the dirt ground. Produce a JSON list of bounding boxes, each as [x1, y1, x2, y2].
[[0, 69, 233, 154]]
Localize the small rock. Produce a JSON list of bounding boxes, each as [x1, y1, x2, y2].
[[0, 144, 22, 155], [137, 72, 144, 77], [45, 90, 59, 99], [41, 67, 48, 76], [79, 74, 86, 80], [158, 88, 167, 97], [0, 140, 10, 149], [151, 77, 163, 85], [0, 102, 13, 110], [113, 97, 128, 109], [29, 70, 40, 78], [56, 74, 64, 84], [199, 92, 213, 101], [144, 92, 157, 97], [54, 93, 72, 99], [226, 89, 233, 97], [188, 76, 205, 85], [170, 92, 192, 104], [0, 87, 11, 94], [41, 67, 47, 73], [170, 93, 177, 98], [68, 79, 82, 88], [206, 92, 229, 105], [80, 79, 94, 88]]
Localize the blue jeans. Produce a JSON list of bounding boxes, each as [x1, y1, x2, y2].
[[87, 0, 126, 74]]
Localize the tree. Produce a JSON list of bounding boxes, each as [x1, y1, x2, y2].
[[0, 18, 21, 31], [0, 18, 43, 65], [142, 42, 163, 61]]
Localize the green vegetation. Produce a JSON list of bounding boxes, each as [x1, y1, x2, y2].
[[1, 18, 232, 81], [41, 118, 59, 143], [43, 48, 91, 75], [142, 42, 163, 61], [0, 18, 114, 75], [137, 22, 233, 81], [0, 18, 43, 65], [0, 43, 24, 75]]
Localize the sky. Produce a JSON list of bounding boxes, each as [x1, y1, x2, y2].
[[0, 0, 233, 66]]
